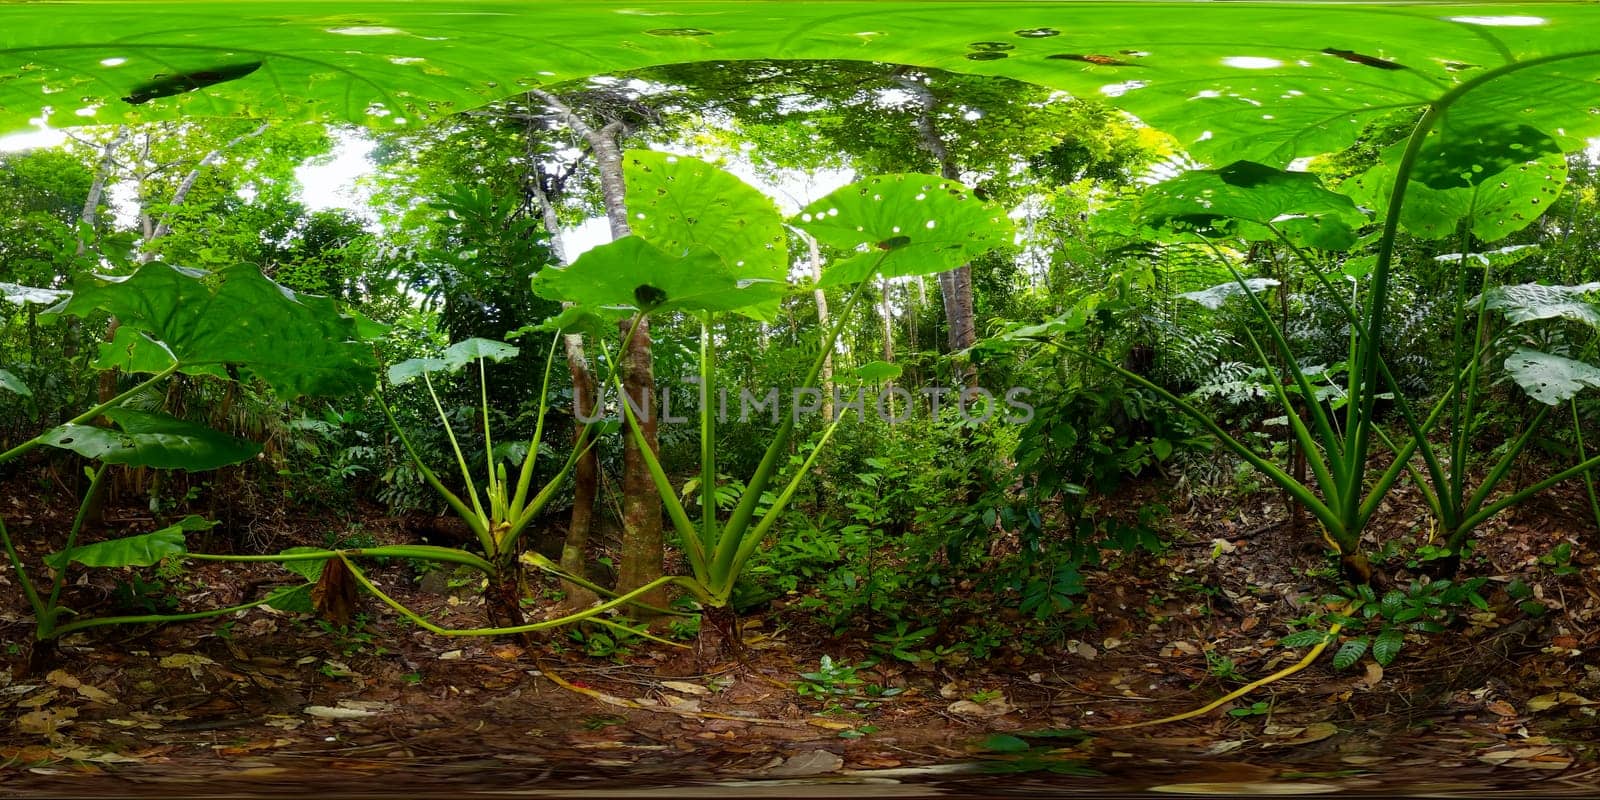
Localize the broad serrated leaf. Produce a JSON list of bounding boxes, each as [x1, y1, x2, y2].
[[38, 408, 261, 471], [54, 262, 378, 398], [1476, 282, 1600, 327], [1178, 278, 1280, 310], [532, 236, 784, 320], [0, 368, 30, 397], [796, 174, 1012, 287], [622, 150, 787, 281], [1503, 348, 1600, 405], [1373, 628, 1405, 666], [46, 516, 212, 570], [1332, 637, 1370, 670]]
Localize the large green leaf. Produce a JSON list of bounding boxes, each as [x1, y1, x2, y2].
[[45, 515, 213, 570], [1178, 278, 1281, 310], [623, 150, 787, 281], [531, 236, 784, 319], [796, 174, 1012, 287], [388, 337, 519, 385], [7, 4, 1600, 181], [1345, 123, 1568, 241], [1477, 282, 1600, 328], [1139, 161, 1366, 250], [0, 368, 30, 397], [38, 407, 261, 470], [1504, 348, 1600, 406], [53, 262, 378, 398]]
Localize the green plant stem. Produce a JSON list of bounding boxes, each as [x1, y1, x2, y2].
[[699, 313, 718, 557], [338, 553, 701, 639], [0, 515, 46, 622], [1575, 398, 1600, 533], [51, 593, 280, 637], [508, 333, 564, 515], [375, 395, 488, 542], [421, 371, 491, 545], [39, 464, 110, 637], [187, 544, 497, 574]]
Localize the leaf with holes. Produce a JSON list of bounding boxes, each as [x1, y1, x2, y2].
[[623, 150, 786, 282], [1345, 122, 1568, 241], [53, 262, 378, 398], [39, 408, 261, 471], [1138, 161, 1366, 250], [45, 516, 212, 570], [1503, 348, 1600, 405], [796, 174, 1012, 287], [532, 236, 784, 319], [1332, 637, 1370, 670], [1476, 282, 1600, 327]]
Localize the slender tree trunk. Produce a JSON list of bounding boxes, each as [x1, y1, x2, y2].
[[900, 72, 978, 385], [807, 232, 834, 421], [531, 90, 666, 609], [521, 134, 602, 610]]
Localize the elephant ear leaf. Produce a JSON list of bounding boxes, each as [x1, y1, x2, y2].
[[1504, 348, 1600, 405], [1179, 278, 1282, 309], [53, 262, 379, 398], [1476, 282, 1600, 327], [388, 338, 520, 385], [795, 174, 1012, 287], [532, 236, 784, 320], [45, 515, 212, 570], [38, 407, 261, 470], [622, 150, 787, 282], [1346, 122, 1566, 241]]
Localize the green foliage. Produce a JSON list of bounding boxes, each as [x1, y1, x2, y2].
[[56, 262, 380, 398], [45, 516, 211, 570], [39, 408, 260, 471]]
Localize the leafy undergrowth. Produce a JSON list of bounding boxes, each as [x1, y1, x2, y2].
[[3, 485, 1598, 796]]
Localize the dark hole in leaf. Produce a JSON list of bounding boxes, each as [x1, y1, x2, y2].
[[123, 61, 264, 105], [1214, 160, 1283, 188], [644, 28, 714, 37], [1014, 28, 1060, 38], [969, 42, 1015, 52], [1322, 48, 1405, 71], [966, 52, 1008, 61], [1048, 53, 1138, 67], [877, 235, 912, 251], [634, 284, 668, 309]]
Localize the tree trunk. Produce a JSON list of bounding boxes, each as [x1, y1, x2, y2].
[[900, 72, 977, 385], [532, 89, 667, 610], [803, 229, 834, 421], [519, 127, 602, 611]]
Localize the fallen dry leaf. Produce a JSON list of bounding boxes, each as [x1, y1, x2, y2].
[[1478, 746, 1573, 770], [765, 749, 843, 777], [806, 718, 856, 731], [75, 685, 115, 705], [1149, 781, 1340, 794], [14, 707, 77, 736], [44, 670, 80, 690], [661, 681, 709, 696], [1527, 692, 1595, 712], [1486, 700, 1519, 718]]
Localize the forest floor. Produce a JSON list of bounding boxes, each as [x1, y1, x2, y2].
[[2, 473, 1599, 798]]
